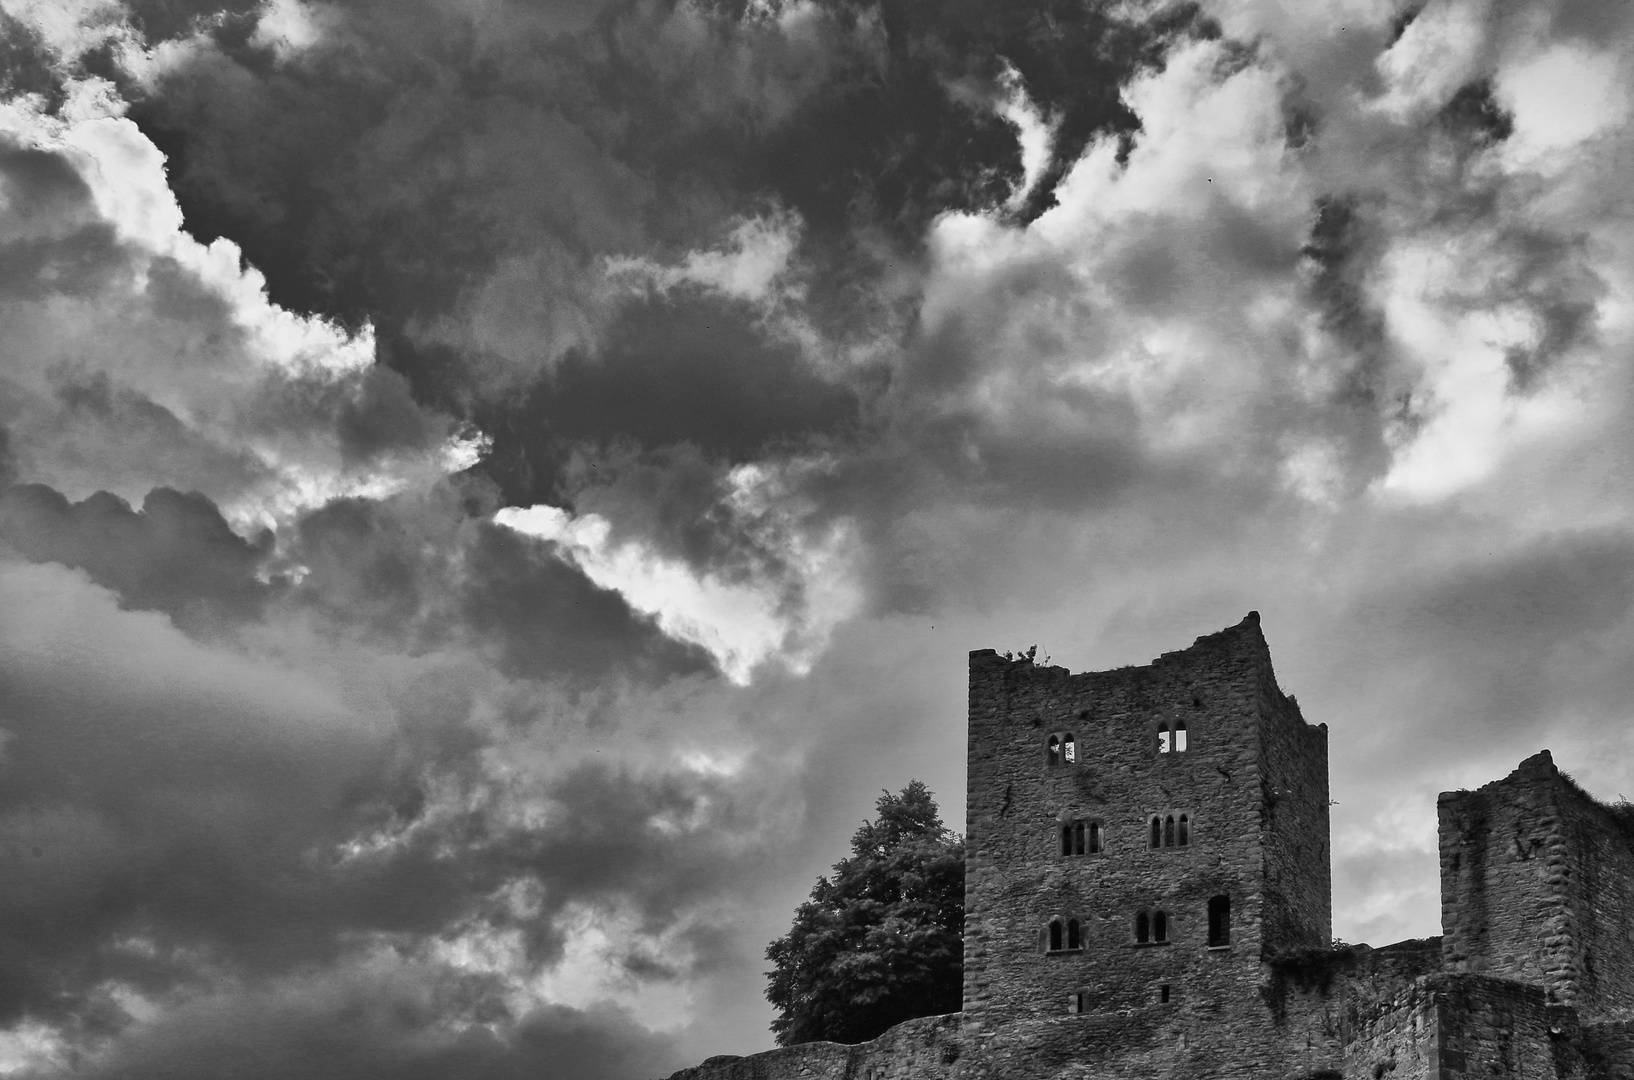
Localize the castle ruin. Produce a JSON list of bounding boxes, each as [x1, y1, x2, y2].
[[662, 613, 1634, 1079]]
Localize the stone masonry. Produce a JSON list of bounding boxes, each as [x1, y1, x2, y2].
[[656, 615, 1634, 1080]]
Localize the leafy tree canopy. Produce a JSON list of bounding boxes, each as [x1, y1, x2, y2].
[[764, 780, 963, 1046]]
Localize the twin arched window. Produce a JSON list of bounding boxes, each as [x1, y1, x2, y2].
[[1045, 732, 1078, 767], [1046, 916, 1084, 952], [1134, 909, 1168, 944], [1157, 718, 1188, 753], [1043, 899, 1223, 955], [1060, 819, 1102, 856]]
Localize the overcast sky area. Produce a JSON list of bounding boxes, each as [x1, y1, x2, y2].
[[0, 0, 1632, 1075]]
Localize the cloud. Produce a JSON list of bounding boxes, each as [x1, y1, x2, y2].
[[0, 483, 275, 629], [606, 212, 801, 305], [0, 550, 806, 1071], [496, 468, 859, 683], [0, 558, 383, 1020], [0, 90, 482, 525], [47, 954, 681, 1080], [107, 0, 1209, 451], [3, 0, 1634, 1074]]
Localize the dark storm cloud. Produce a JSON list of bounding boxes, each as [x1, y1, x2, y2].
[[120, 0, 264, 45], [283, 488, 712, 683], [456, 518, 715, 682], [0, 139, 122, 299], [56, 965, 680, 1080], [1412, 528, 1634, 646], [0, 121, 478, 518], [500, 292, 860, 491], [0, 10, 66, 108], [1360, 527, 1634, 748], [0, 554, 794, 1061], [0, 563, 381, 1022], [124, 0, 1214, 505], [29, 369, 271, 504], [0, 483, 275, 627]]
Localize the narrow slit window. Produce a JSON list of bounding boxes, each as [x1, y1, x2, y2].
[[1072, 821, 1086, 856], [1164, 814, 1175, 848], [1173, 719, 1188, 752], [1153, 910, 1168, 942], [1049, 918, 1063, 952], [1208, 895, 1231, 946], [1149, 817, 1162, 849], [1178, 814, 1190, 847], [1060, 824, 1072, 856], [1046, 735, 1061, 767], [1068, 991, 1086, 1014], [1157, 727, 1171, 754], [1159, 984, 1171, 1004], [1066, 919, 1081, 950], [1063, 733, 1076, 763], [1135, 911, 1150, 944], [1088, 821, 1102, 854]]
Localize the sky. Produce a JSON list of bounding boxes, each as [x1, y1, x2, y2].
[[0, 0, 1631, 1075]]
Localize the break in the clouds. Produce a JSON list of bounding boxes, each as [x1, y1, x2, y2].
[[2, 0, 1634, 1075]]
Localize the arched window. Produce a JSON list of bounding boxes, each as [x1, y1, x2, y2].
[[1060, 819, 1101, 858], [1048, 918, 1063, 952], [1066, 918, 1081, 950], [1062, 732, 1077, 763], [1157, 719, 1190, 754], [1135, 911, 1150, 944], [1208, 895, 1231, 946], [1149, 816, 1162, 849], [1153, 910, 1168, 942], [1164, 814, 1175, 847], [1046, 735, 1061, 767], [1178, 814, 1190, 847]]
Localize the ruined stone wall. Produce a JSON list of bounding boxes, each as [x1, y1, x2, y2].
[[1429, 975, 1582, 1079], [1440, 753, 1570, 996], [1341, 974, 1583, 1080], [656, 1014, 963, 1080], [660, 1008, 1342, 1080], [1582, 1019, 1634, 1080], [1554, 777, 1634, 1019], [1254, 940, 1440, 1080], [1257, 663, 1331, 953], [964, 615, 1279, 1032], [1439, 751, 1634, 1018], [1263, 974, 1346, 1079], [1342, 974, 1439, 1080], [656, 966, 1613, 1080]]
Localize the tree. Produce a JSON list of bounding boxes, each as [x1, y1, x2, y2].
[[764, 781, 964, 1046]]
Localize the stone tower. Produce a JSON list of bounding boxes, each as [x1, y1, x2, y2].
[[1440, 749, 1634, 1020], [962, 613, 1331, 1039], [659, 614, 1634, 1080]]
